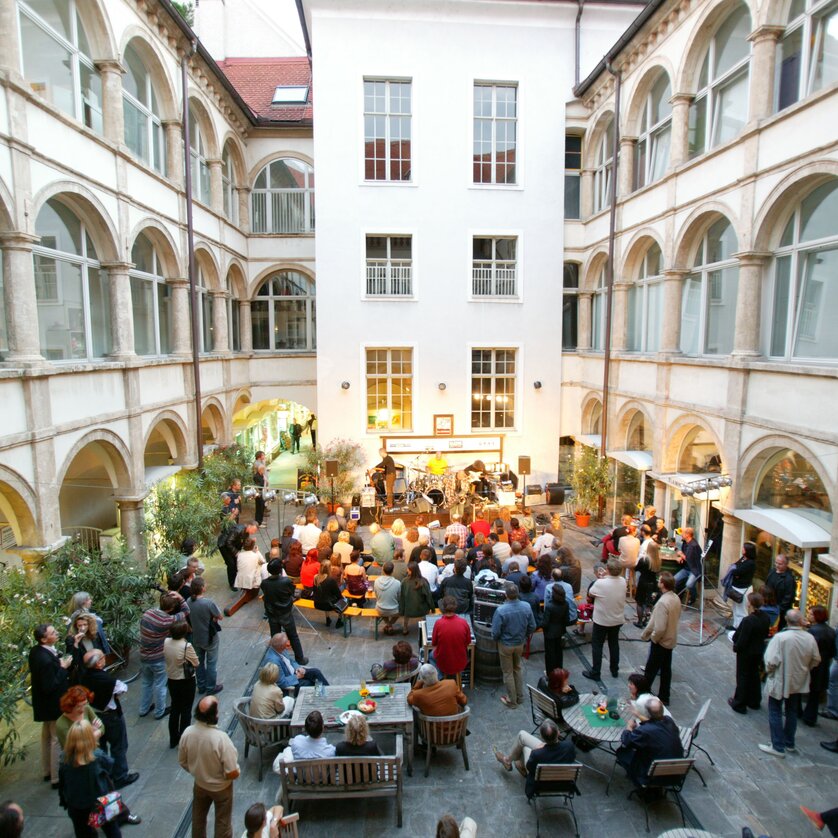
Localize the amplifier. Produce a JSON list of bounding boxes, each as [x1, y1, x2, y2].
[[473, 599, 501, 626], [360, 487, 376, 508], [349, 506, 361, 521], [475, 584, 507, 604]]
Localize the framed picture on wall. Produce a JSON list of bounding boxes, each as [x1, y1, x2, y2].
[[433, 414, 454, 436]]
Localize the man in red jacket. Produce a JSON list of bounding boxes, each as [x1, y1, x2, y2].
[[431, 596, 472, 679]]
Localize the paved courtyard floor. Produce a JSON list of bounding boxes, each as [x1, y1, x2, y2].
[[4, 506, 838, 837]]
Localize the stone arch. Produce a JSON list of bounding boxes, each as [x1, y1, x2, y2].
[[752, 162, 838, 252], [676, 0, 755, 93], [623, 62, 675, 136], [0, 177, 14, 228], [581, 249, 609, 292], [661, 414, 725, 474], [77, 0, 117, 61], [119, 30, 179, 121], [187, 93, 220, 160], [614, 402, 655, 450], [128, 218, 183, 277], [194, 243, 222, 291], [225, 258, 248, 298], [248, 262, 316, 299], [672, 203, 739, 270], [618, 228, 666, 281], [248, 150, 315, 186], [232, 389, 252, 417], [583, 110, 616, 169], [30, 182, 119, 262], [201, 399, 227, 445], [144, 411, 190, 466], [736, 435, 835, 511], [220, 133, 248, 185], [0, 466, 39, 545], [581, 393, 604, 435], [57, 429, 134, 492]]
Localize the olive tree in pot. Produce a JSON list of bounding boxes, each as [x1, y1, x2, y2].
[[569, 446, 612, 526], [301, 438, 364, 512]]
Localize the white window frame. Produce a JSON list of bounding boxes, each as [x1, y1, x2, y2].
[[122, 43, 165, 173], [564, 135, 582, 219], [189, 110, 211, 205], [591, 265, 607, 350], [470, 234, 521, 300], [221, 145, 238, 226], [129, 237, 170, 357], [364, 346, 414, 433], [627, 245, 664, 353], [226, 275, 240, 352], [593, 120, 614, 213], [634, 76, 672, 190], [196, 267, 212, 353], [469, 346, 519, 431], [251, 158, 315, 234], [472, 82, 519, 186], [251, 272, 316, 353], [364, 234, 414, 298], [18, 0, 102, 133], [363, 78, 412, 183]]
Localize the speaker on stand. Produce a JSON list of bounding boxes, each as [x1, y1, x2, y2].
[[518, 456, 530, 508]]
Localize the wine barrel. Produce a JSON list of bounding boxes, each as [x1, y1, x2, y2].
[[474, 623, 503, 684], [545, 483, 566, 505]]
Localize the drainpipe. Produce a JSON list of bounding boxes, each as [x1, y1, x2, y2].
[[181, 40, 204, 471], [575, 0, 585, 88], [600, 62, 621, 468]]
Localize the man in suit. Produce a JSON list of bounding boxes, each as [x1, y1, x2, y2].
[[80, 650, 139, 787], [28, 624, 71, 787], [264, 633, 328, 695], [494, 719, 575, 798], [616, 698, 684, 786], [261, 560, 307, 664]]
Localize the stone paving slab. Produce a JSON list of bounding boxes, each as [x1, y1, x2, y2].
[[5, 511, 838, 837]]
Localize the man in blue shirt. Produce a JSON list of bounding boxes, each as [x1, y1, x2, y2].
[[492, 582, 536, 708], [674, 527, 702, 606], [265, 633, 329, 695]]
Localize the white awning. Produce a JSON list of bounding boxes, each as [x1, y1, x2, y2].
[[144, 465, 181, 490], [732, 507, 831, 549], [574, 434, 602, 450], [607, 449, 653, 472], [647, 471, 719, 489]]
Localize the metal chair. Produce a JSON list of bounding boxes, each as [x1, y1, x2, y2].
[[233, 696, 292, 781], [414, 706, 470, 777], [679, 698, 713, 786], [528, 762, 583, 838], [527, 684, 561, 733], [627, 757, 695, 833]]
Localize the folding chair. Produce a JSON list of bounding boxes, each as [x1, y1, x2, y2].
[[628, 757, 694, 833], [528, 762, 583, 838], [527, 684, 560, 733], [679, 698, 713, 786]]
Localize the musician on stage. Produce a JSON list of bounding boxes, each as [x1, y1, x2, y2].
[[426, 451, 448, 476], [372, 448, 397, 510]]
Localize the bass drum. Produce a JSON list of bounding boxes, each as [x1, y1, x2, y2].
[[426, 487, 445, 507]]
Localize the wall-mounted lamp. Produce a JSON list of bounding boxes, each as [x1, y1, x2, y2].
[[340, 381, 351, 390], [438, 382, 447, 391], [533, 381, 542, 390]]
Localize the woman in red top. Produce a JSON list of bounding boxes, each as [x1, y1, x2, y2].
[[300, 548, 321, 595], [470, 510, 491, 539], [508, 517, 530, 550]]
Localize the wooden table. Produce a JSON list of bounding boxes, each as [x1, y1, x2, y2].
[[563, 692, 629, 777], [420, 615, 475, 690], [289, 684, 415, 775]]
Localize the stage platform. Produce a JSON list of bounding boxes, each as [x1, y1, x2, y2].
[[379, 509, 452, 528]]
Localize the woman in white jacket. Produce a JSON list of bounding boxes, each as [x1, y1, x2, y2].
[[225, 537, 266, 616]]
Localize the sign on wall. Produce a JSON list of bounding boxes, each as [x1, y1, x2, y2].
[[383, 435, 503, 455]]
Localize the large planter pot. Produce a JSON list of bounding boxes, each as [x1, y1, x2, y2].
[[575, 512, 591, 527]]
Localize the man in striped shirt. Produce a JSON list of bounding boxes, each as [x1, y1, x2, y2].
[[445, 514, 469, 550], [138, 591, 189, 720]]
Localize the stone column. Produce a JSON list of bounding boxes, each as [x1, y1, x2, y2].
[[0, 0, 22, 80], [211, 290, 229, 353], [719, 513, 744, 588], [580, 169, 594, 220], [669, 94, 692, 167], [236, 186, 250, 233], [239, 299, 253, 352], [733, 252, 770, 356], [819, 556, 838, 625], [170, 279, 191, 356], [116, 497, 148, 567], [100, 262, 135, 358], [0, 232, 44, 363], [748, 26, 785, 122], [163, 120, 184, 187], [654, 480, 667, 515], [96, 60, 125, 145], [577, 292, 592, 351], [660, 270, 688, 354], [619, 137, 636, 195], [612, 282, 630, 351], [208, 159, 224, 215]]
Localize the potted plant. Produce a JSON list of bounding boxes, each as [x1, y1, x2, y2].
[[301, 438, 364, 511], [569, 446, 612, 527]]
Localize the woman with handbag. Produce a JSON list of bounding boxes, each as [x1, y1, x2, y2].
[[313, 564, 345, 629], [59, 720, 124, 837], [727, 542, 757, 629], [164, 622, 199, 748], [398, 561, 435, 637]]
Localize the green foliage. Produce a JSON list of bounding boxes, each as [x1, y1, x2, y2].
[[301, 438, 365, 502], [569, 445, 613, 516], [171, 0, 194, 26]]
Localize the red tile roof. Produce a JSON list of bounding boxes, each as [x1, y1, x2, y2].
[[217, 57, 312, 123]]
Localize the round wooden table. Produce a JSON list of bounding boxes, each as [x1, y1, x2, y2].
[[563, 692, 629, 748]]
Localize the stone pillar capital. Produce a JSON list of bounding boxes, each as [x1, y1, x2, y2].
[[207, 158, 223, 169], [169, 277, 190, 288], [663, 269, 690, 281], [670, 93, 694, 106], [161, 118, 182, 128], [748, 24, 786, 44], [620, 136, 637, 146], [209, 289, 229, 299], [734, 250, 772, 267], [100, 261, 134, 273], [0, 231, 40, 250], [95, 59, 124, 74]]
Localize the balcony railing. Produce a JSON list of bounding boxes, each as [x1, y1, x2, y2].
[[472, 261, 517, 297], [251, 190, 315, 234], [365, 260, 413, 296]]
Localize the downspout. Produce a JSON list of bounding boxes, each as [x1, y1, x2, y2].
[[294, 0, 313, 68], [181, 40, 204, 471], [600, 62, 621, 469], [575, 0, 585, 89]]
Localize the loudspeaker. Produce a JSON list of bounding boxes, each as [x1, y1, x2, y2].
[[545, 483, 566, 505], [409, 497, 433, 514], [518, 456, 531, 476], [351, 493, 361, 507], [324, 459, 339, 478]]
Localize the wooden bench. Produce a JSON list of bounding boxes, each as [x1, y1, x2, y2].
[[295, 598, 439, 639], [276, 736, 404, 827]]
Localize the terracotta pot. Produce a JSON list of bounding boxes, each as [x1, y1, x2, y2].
[[575, 512, 591, 527]]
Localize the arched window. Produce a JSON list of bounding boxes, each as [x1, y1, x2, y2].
[[226, 274, 240, 352], [33, 198, 110, 360], [755, 449, 831, 524], [769, 180, 838, 360], [626, 411, 649, 450], [777, 0, 838, 111], [593, 119, 615, 213], [18, 0, 103, 133], [562, 262, 579, 350], [189, 108, 211, 205], [197, 266, 212, 353], [587, 401, 603, 435], [680, 218, 739, 356], [689, 4, 751, 158], [221, 144, 238, 225], [627, 242, 663, 352], [634, 74, 672, 189], [591, 265, 606, 350], [0, 247, 8, 358], [251, 159, 315, 234], [122, 43, 165, 173], [251, 271, 316, 351], [130, 233, 171, 356], [678, 427, 721, 473]]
